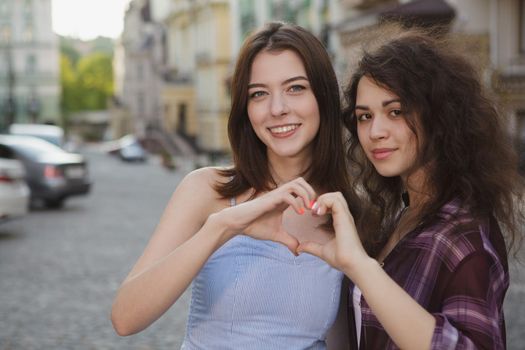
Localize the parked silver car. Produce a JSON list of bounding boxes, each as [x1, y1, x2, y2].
[[0, 135, 91, 208], [0, 144, 30, 221]]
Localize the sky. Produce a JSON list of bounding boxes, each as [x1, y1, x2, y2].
[[51, 0, 132, 40]]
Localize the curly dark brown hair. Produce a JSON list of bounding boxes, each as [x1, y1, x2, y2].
[[344, 26, 524, 256]]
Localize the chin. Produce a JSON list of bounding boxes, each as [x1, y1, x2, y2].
[[374, 166, 402, 178]]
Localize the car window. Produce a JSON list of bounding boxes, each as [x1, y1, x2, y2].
[[0, 144, 16, 159], [16, 133, 62, 146], [0, 137, 66, 160]]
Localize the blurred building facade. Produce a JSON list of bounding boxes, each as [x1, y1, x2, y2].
[[484, 0, 525, 149], [115, 0, 165, 138], [151, 0, 232, 155], [148, 0, 336, 155], [0, 0, 60, 130], [119, 0, 524, 157], [335, 0, 525, 146]]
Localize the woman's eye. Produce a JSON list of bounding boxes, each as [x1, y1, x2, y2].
[[288, 85, 305, 93], [357, 113, 371, 122], [249, 91, 266, 99], [391, 109, 403, 117]]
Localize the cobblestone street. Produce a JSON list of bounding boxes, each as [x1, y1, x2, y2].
[[0, 148, 524, 349], [0, 150, 192, 349]]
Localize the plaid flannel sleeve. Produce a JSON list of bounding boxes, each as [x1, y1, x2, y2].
[[430, 251, 507, 350]]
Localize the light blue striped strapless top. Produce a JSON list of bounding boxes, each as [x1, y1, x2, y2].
[[180, 211, 343, 349]]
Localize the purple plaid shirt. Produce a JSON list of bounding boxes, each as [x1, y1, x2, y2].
[[348, 200, 509, 349]]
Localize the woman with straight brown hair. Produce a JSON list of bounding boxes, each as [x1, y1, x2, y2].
[[111, 22, 358, 349]]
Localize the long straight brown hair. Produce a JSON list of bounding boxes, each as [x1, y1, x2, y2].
[[216, 22, 360, 220]]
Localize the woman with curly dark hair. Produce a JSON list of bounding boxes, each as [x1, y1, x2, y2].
[[298, 27, 524, 349]]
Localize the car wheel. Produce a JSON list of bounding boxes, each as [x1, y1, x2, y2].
[[44, 198, 65, 209]]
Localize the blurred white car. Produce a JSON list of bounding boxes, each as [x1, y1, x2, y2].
[[9, 123, 65, 148], [105, 135, 147, 162], [0, 143, 30, 221]]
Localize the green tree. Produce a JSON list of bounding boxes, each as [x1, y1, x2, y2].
[[60, 54, 79, 113], [76, 53, 114, 110], [60, 52, 114, 114]]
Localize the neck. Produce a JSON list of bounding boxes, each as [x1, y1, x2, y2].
[[267, 152, 312, 186], [402, 167, 430, 211]]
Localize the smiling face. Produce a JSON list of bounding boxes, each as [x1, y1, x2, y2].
[[355, 76, 420, 181], [247, 49, 320, 163]]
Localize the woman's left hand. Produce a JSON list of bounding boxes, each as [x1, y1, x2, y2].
[[296, 192, 369, 277]]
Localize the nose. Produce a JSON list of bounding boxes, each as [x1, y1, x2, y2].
[[368, 116, 388, 140], [270, 93, 289, 117]]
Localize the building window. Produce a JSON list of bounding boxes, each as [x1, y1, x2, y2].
[[24, 0, 33, 13], [1, 25, 11, 43], [26, 55, 36, 74], [0, 2, 8, 17], [177, 103, 187, 134], [137, 92, 145, 118], [520, 0, 525, 53], [24, 25, 33, 42], [517, 110, 525, 174], [240, 0, 256, 39], [137, 63, 144, 80]]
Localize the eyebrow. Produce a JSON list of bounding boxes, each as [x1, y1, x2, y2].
[[248, 76, 309, 89], [355, 99, 401, 110]]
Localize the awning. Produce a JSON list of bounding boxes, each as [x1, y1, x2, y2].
[[380, 0, 456, 26]]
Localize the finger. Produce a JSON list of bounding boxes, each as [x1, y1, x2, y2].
[[314, 192, 348, 216], [314, 194, 359, 239], [292, 177, 317, 208], [296, 241, 324, 259], [282, 193, 306, 215], [273, 230, 300, 255], [283, 180, 313, 210], [311, 199, 331, 216]]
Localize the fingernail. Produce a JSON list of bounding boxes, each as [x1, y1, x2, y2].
[[311, 201, 318, 211], [309, 200, 316, 209], [316, 207, 321, 215], [299, 207, 305, 215]]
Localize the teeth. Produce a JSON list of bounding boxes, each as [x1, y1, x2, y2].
[[269, 124, 299, 134]]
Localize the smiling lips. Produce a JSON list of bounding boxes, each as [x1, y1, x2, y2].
[[268, 123, 301, 137], [371, 148, 396, 160]]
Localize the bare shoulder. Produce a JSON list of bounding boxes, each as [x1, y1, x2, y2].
[[147, 166, 231, 248], [124, 167, 231, 277], [180, 166, 229, 186], [173, 166, 231, 213]]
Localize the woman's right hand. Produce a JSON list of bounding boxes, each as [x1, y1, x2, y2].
[[213, 177, 317, 253]]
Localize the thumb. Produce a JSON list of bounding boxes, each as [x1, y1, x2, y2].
[[273, 230, 300, 255], [297, 241, 324, 259]]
